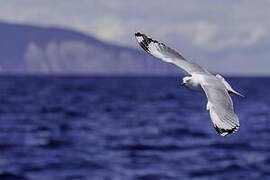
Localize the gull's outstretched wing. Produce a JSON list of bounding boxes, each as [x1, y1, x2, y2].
[[135, 32, 209, 75], [201, 76, 239, 136]]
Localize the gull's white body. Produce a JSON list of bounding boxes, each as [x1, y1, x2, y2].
[[182, 75, 203, 92], [135, 32, 243, 136]]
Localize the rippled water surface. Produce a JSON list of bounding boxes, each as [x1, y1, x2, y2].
[[0, 76, 269, 180]]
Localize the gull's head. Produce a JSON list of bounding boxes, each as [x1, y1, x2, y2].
[[180, 76, 191, 86]]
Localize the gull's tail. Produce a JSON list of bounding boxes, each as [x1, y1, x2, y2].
[[216, 74, 245, 98]]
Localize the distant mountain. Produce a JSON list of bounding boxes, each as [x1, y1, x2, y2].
[[0, 22, 181, 75]]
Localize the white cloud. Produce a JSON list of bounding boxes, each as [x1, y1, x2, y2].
[[163, 22, 217, 48], [94, 17, 127, 43], [246, 26, 266, 45], [208, 26, 267, 51]]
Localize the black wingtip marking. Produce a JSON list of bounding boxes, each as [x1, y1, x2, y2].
[[139, 42, 150, 53], [135, 32, 162, 53], [135, 32, 151, 53], [214, 125, 239, 136], [135, 32, 186, 61], [135, 32, 143, 36]]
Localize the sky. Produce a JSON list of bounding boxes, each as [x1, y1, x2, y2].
[[0, 0, 269, 76]]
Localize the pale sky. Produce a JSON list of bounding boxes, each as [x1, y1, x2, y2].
[[0, 0, 269, 75]]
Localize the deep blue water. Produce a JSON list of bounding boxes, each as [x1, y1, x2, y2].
[[0, 76, 269, 180]]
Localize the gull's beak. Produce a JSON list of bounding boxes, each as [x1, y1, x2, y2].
[[180, 82, 186, 86]]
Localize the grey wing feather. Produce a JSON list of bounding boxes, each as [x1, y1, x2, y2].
[[135, 32, 209, 75], [201, 76, 239, 136]]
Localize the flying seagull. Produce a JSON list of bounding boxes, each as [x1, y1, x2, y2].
[[135, 32, 244, 136]]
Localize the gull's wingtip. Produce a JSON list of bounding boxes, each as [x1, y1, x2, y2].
[[135, 32, 142, 36], [134, 32, 145, 42], [214, 124, 239, 137], [134, 32, 150, 52]]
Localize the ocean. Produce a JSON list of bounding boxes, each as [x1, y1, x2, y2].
[[0, 76, 269, 180]]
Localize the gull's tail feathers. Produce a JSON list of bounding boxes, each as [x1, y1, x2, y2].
[[216, 74, 245, 98]]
